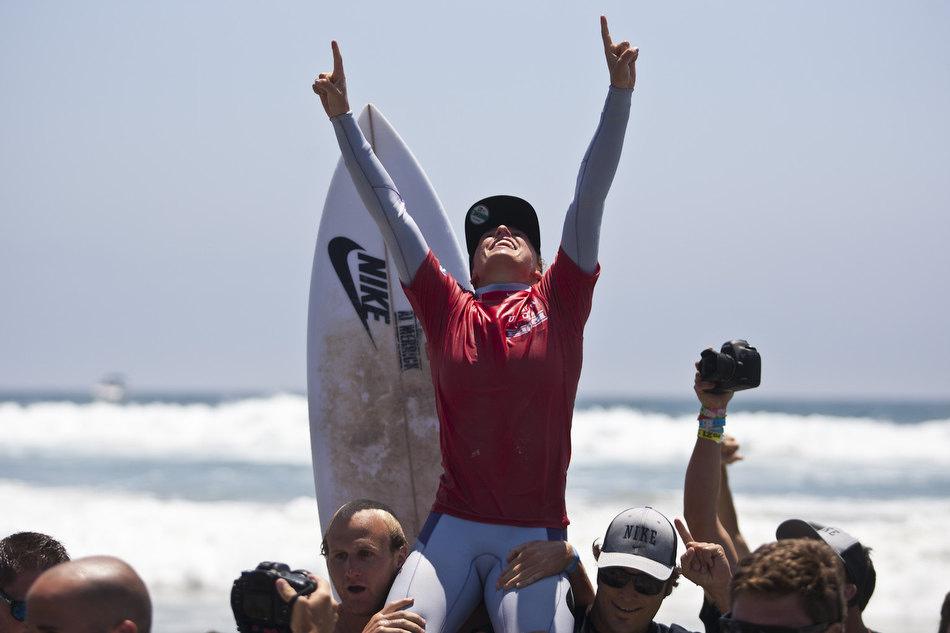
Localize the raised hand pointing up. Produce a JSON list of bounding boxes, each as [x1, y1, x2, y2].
[[600, 16, 639, 90], [312, 40, 350, 118], [674, 518, 733, 612]]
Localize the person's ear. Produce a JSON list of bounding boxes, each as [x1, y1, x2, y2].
[[592, 540, 601, 560], [113, 620, 137, 633], [844, 583, 857, 602], [396, 544, 408, 569]]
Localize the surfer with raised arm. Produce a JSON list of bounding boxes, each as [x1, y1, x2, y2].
[[312, 16, 637, 633]]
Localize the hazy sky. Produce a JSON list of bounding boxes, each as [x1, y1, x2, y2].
[[2, 1, 948, 398]]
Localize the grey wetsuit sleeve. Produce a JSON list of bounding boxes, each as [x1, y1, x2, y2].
[[330, 112, 430, 284], [560, 86, 633, 273]]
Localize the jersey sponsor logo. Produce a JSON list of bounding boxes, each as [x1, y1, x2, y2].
[[328, 236, 391, 347], [505, 305, 548, 339]]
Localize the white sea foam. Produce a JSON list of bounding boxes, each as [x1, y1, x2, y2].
[[0, 395, 312, 464], [2, 396, 948, 471], [0, 481, 327, 591], [570, 406, 950, 468]]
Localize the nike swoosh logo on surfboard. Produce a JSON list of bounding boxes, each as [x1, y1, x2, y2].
[[328, 236, 392, 348]]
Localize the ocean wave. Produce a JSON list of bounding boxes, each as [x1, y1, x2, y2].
[[0, 481, 328, 595], [2, 397, 948, 471], [571, 406, 950, 468], [0, 394, 312, 464]]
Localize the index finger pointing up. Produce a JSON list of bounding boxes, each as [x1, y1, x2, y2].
[[674, 517, 696, 546], [600, 16, 613, 51], [331, 40, 345, 77]]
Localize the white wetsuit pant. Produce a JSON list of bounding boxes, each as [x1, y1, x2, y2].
[[386, 512, 574, 633]]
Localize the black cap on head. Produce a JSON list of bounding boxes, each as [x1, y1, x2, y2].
[[464, 195, 541, 269], [776, 519, 876, 611]]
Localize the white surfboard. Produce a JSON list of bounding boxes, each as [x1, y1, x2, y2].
[[307, 105, 470, 541]]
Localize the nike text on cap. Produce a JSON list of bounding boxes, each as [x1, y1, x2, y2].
[[464, 195, 541, 268], [596, 506, 678, 581], [775, 519, 876, 610]]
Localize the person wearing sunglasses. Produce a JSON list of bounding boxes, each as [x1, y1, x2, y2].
[[721, 538, 848, 633], [572, 507, 732, 633], [0, 531, 69, 633]]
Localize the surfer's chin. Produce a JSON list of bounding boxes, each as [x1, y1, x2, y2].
[[472, 263, 542, 288]]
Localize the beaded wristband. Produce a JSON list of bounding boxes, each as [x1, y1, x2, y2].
[[699, 406, 727, 420], [698, 417, 726, 431]]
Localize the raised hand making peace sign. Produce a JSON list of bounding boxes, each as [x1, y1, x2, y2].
[[600, 16, 639, 90], [312, 40, 350, 118]]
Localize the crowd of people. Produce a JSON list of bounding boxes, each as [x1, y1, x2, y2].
[[3, 14, 946, 633], [5, 424, 950, 633]]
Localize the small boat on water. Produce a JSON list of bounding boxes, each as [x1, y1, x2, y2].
[[92, 374, 126, 403]]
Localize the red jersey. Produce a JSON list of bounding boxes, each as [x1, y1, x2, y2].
[[403, 248, 599, 529]]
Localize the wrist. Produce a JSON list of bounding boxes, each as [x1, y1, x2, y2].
[[697, 407, 726, 443], [700, 405, 727, 418], [707, 584, 731, 614]]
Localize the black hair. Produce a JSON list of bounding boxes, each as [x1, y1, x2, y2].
[[852, 545, 876, 611], [0, 532, 70, 586]]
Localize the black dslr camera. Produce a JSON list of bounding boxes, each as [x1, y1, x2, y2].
[[699, 340, 761, 393], [231, 562, 316, 633]]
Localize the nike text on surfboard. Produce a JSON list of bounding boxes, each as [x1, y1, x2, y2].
[[328, 236, 390, 346]]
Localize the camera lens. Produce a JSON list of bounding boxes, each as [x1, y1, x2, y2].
[[700, 350, 736, 382]]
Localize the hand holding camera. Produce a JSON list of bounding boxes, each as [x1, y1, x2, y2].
[[232, 561, 329, 633], [276, 575, 338, 633], [694, 339, 761, 410]]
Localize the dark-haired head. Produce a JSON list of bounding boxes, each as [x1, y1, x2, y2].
[[0, 532, 69, 586]]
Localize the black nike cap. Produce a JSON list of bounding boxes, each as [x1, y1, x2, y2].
[[464, 195, 541, 269]]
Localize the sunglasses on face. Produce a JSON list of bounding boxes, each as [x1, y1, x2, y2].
[[0, 588, 26, 622], [597, 567, 666, 596], [718, 614, 832, 633]]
